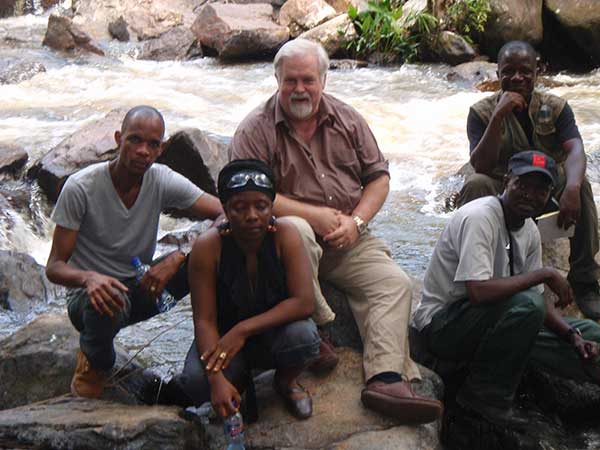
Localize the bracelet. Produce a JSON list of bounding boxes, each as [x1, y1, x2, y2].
[[565, 326, 582, 344]]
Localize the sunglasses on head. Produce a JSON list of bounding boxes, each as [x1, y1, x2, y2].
[[226, 171, 274, 190]]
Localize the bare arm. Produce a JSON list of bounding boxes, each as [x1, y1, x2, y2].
[[46, 225, 127, 316], [185, 193, 224, 221], [273, 194, 341, 237], [558, 138, 586, 229], [470, 92, 528, 174], [465, 267, 572, 306]]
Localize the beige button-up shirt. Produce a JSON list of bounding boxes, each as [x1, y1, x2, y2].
[[230, 92, 389, 215]]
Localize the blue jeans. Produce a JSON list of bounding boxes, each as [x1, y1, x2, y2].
[[169, 319, 321, 406]]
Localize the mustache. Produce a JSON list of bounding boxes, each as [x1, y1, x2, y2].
[[290, 93, 311, 101]]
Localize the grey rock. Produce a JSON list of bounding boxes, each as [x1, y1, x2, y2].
[[427, 30, 476, 66], [478, 0, 544, 59], [544, 0, 600, 68], [42, 13, 105, 56], [446, 60, 497, 86], [108, 15, 130, 42], [0, 144, 27, 174], [329, 58, 368, 70], [0, 0, 23, 18], [0, 396, 205, 449], [139, 26, 201, 61], [27, 107, 126, 202], [278, 0, 337, 38], [298, 13, 357, 57], [0, 250, 58, 315], [159, 128, 231, 196], [191, 3, 289, 60], [0, 313, 164, 410], [0, 60, 46, 84]]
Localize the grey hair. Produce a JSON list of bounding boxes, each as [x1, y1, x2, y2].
[[274, 39, 329, 84]]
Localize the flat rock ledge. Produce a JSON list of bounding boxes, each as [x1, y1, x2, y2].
[[0, 397, 206, 450]]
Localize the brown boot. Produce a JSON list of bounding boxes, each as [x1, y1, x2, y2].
[[71, 350, 108, 398], [308, 330, 339, 374], [361, 380, 443, 424]]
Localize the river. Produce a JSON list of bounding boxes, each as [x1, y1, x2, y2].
[[2, 10, 600, 442]]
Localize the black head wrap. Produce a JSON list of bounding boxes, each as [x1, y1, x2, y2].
[[218, 159, 276, 204]]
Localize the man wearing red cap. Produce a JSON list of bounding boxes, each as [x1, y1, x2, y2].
[[456, 40, 600, 319], [415, 151, 600, 428]]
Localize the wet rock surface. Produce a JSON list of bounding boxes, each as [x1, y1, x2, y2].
[[0, 250, 59, 315], [424, 31, 476, 66], [278, 0, 337, 38], [0, 144, 27, 174], [0, 313, 163, 410], [108, 15, 130, 42], [0, 60, 45, 84], [0, 397, 205, 450], [27, 107, 126, 202]]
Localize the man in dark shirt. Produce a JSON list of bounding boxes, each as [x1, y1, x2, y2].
[[456, 40, 600, 319]]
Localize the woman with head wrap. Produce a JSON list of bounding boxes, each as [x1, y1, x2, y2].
[[169, 159, 320, 420]]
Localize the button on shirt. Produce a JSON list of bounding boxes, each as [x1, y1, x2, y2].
[[230, 92, 389, 214]]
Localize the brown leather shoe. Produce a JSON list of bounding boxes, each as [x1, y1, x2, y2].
[[308, 330, 339, 374], [273, 378, 313, 420], [361, 380, 442, 424], [71, 350, 108, 398]]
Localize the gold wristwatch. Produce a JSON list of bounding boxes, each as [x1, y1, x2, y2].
[[352, 215, 368, 235]]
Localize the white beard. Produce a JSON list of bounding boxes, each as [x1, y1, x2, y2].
[[289, 94, 314, 120]]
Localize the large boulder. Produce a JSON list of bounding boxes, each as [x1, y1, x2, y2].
[[0, 313, 163, 409], [0, 397, 205, 449], [424, 30, 476, 66], [138, 26, 202, 61], [397, 0, 428, 29], [42, 14, 105, 56], [72, 0, 200, 41], [201, 349, 443, 450], [107, 16, 130, 42], [325, 0, 367, 14], [0, 60, 46, 85], [298, 13, 357, 57], [446, 60, 497, 87], [159, 128, 231, 196], [278, 0, 337, 38], [0, 250, 59, 315], [0, 144, 27, 175], [0, 0, 23, 18], [191, 3, 289, 60], [27, 107, 126, 202], [477, 0, 543, 59], [543, 0, 600, 68]]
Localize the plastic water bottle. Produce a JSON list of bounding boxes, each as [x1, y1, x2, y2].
[[223, 410, 245, 450], [131, 256, 178, 313]]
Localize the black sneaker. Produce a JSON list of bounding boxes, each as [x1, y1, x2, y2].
[[572, 281, 600, 320]]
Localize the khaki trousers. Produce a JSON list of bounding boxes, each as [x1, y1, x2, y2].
[[456, 173, 600, 283], [286, 216, 421, 382]]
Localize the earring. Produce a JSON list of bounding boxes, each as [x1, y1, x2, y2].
[[267, 216, 277, 233], [218, 221, 232, 236]]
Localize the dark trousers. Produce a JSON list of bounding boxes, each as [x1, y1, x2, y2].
[[424, 289, 600, 410], [169, 319, 320, 407], [456, 173, 600, 283], [67, 256, 189, 370]]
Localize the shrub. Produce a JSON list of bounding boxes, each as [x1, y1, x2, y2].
[[444, 0, 491, 43], [343, 0, 438, 64]]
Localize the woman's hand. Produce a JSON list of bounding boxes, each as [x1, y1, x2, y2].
[[572, 334, 599, 361], [201, 325, 247, 372], [210, 376, 241, 418]]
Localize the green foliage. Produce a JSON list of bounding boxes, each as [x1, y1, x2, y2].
[[343, 0, 438, 64], [445, 0, 491, 43]]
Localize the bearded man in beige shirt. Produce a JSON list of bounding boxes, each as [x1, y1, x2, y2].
[[230, 39, 442, 423]]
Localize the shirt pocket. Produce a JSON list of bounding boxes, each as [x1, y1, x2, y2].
[[330, 144, 359, 166]]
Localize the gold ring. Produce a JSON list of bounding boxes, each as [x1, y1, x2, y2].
[[218, 351, 227, 359]]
